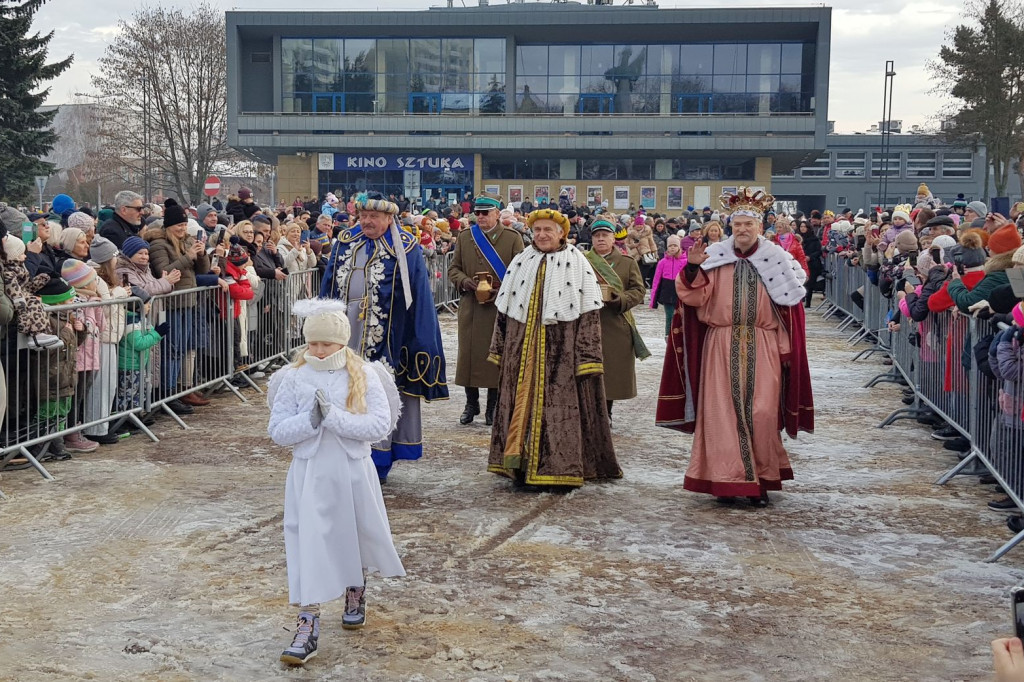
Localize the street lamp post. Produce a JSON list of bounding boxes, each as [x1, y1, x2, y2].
[[877, 62, 896, 211]]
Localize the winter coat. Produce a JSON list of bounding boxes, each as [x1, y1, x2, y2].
[[98, 214, 141, 249], [220, 260, 255, 320], [144, 227, 211, 292], [225, 199, 246, 224], [626, 225, 657, 260], [904, 267, 949, 322], [25, 243, 61, 278], [947, 271, 1011, 314], [37, 314, 87, 401], [652, 229, 670, 257], [117, 319, 163, 371], [115, 255, 173, 300], [71, 291, 105, 372], [778, 234, 809, 277], [649, 253, 686, 308], [277, 237, 312, 273], [93, 275, 129, 345]]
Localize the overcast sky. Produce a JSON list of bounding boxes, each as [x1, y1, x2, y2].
[[35, 0, 963, 133]]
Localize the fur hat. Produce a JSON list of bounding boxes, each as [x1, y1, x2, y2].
[[959, 231, 988, 268], [89, 235, 118, 264], [61, 258, 97, 289], [990, 224, 1023, 255], [293, 298, 351, 346]]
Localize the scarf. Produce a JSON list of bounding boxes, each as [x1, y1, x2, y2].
[[303, 347, 348, 371], [699, 236, 807, 307], [584, 250, 651, 360], [495, 244, 603, 325]]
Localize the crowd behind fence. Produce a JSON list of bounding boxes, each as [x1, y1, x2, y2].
[[0, 257, 461, 498], [822, 253, 1024, 562]]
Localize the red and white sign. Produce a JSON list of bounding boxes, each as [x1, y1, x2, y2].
[[203, 175, 221, 197]]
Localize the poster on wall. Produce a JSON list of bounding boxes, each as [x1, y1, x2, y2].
[[534, 185, 550, 207], [640, 186, 656, 211], [508, 185, 524, 205], [484, 184, 500, 198], [587, 186, 604, 207], [559, 185, 577, 205], [613, 186, 630, 210], [694, 186, 711, 210], [667, 186, 684, 210]]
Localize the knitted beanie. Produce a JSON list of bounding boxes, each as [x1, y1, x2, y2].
[[89, 235, 118, 264], [121, 236, 149, 258], [38, 277, 76, 305], [966, 201, 988, 217], [2, 234, 25, 260], [61, 258, 97, 289], [293, 299, 351, 346], [959, 231, 988, 268], [1013, 302, 1024, 328], [163, 198, 188, 228], [931, 235, 956, 251], [50, 194, 75, 216], [667, 234, 681, 249], [895, 229, 919, 254], [67, 212, 94, 232], [59, 227, 85, 254], [989, 224, 1023, 255]]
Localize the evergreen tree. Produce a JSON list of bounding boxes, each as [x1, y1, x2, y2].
[[479, 75, 505, 115], [0, 0, 72, 202]]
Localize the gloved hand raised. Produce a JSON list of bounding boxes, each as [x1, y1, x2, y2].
[[154, 321, 170, 337]]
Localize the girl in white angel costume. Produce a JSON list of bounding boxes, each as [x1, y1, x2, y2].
[[268, 298, 405, 667]]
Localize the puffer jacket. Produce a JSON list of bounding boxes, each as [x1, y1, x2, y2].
[[144, 226, 211, 291], [626, 225, 657, 260]]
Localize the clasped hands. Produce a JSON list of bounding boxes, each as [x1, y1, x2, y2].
[[308, 389, 334, 429]]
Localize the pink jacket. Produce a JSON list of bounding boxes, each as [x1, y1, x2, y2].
[[74, 293, 105, 372], [650, 253, 687, 308]]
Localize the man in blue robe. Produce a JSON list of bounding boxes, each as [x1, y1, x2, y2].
[[321, 192, 448, 481]]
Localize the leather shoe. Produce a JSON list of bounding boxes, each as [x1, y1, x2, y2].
[[1008, 515, 1024, 534], [181, 392, 210, 407], [990, 496, 1018, 511], [166, 398, 194, 415], [485, 405, 495, 426], [459, 403, 480, 425]]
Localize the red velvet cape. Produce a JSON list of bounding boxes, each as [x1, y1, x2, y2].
[[655, 281, 814, 438]]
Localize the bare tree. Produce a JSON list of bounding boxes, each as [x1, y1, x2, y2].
[[92, 3, 240, 203]]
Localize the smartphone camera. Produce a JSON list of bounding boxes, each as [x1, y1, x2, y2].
[[954, 253, 965, 276], [1012, 586, 1024, 641]]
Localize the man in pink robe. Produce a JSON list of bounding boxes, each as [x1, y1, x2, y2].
[[656, 189, 814, 507]]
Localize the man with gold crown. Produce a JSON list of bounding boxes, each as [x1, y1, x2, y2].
[[448, 193, 524, 426], [321, 191, 448, 482], [656, 188, 814, 507], [487, 209, 621, 488]]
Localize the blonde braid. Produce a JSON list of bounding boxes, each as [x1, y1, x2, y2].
[[345, 348, 367, 414]]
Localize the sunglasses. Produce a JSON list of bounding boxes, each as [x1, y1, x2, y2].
[[473, 210, 492, 216], [125, 205, 144, 211]]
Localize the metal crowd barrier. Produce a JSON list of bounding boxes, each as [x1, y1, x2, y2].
[[425, 250, 459, 314], [823, 255, 1024, 562]]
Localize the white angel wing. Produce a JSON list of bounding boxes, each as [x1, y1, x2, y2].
[[368, 361, 402, 432]]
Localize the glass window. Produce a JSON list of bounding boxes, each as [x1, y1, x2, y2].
[[747, 44, 781, 74], [942, 152, 973, 178], [581, 45, 614, 75], [612, 45, 647, 77], [344, 39, 375, 72], [870, 152, 901, 178], [311, 39, 342, 90], [712, 75, 745, 93], [678, 45, 713, 75], [474, 39, 505, 73], [906, 152, 937, 178], [517, 45, 548, 77], [781, 44, 803, 73], [548, 45, 581, 76], [713, 44, 746, 74], [515, 77, 547, 113], [746, 75, 779, 93], [645, 44, 677, 78], [801, 153, 830, 178], [411, 39, 441, 71], [834, 151, 866, 178], [282, 38, 313, 76]]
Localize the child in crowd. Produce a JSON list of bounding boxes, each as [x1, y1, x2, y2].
[[222, 237, 256, 373], [267, 298, 404, 667], [0, 235, 63, 350], [649, 234, 684, 339], [116, 290, 169, 413], [33, 278, 85, 459], [60, 259, 104, 454]]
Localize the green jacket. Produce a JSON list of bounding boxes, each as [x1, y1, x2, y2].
[[118, 322, 163, 371], [947, 271, 1010, 313]]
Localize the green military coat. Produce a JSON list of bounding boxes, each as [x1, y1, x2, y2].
[[448, 226, 525, 388], [596, 250, 646, 400]]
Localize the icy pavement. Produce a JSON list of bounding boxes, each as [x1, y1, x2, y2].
[[0, 301, 1021, 681]]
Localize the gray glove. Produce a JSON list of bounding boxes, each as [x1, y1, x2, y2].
[[309, 400, 324, 429], [315, 389, 332, 418]]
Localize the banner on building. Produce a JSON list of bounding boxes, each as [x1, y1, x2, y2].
[[332, 154, 473, 172]]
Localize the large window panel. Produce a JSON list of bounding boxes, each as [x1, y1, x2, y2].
[[870, 152, 901, 178], [645, 44, 678, 78], [344, 39, 375, 73], [517, 45, 548, 77], [746, 74, 779, 94], [942, 152, 973, 178], [581, 45, 614, 75], [712, 75, 745, 93], [781, 43, 803, 73], [474, 39, 505, 73], [282, 38, 313, 76], [411, 39, 441, 72], [747, 44, 781, 74], [678, 44, 713, 75], [801, 153, 830, 178], [714, 44, 746, 74], [312, 39, 342, 89], [581, 73, 614, 95], [906, 151, 937, 178], [442, 38, 473, 74], [835, 151, 866, 178], [548, 45, 581, 76], [516, 77, 547, 113]]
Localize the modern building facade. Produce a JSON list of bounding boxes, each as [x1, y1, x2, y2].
[[226, 2, 831, 212], [770, 134, 987, 215]]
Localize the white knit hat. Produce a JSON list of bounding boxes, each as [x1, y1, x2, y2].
[[292, 298, 350, 345], [2, 234, 25, 261]]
